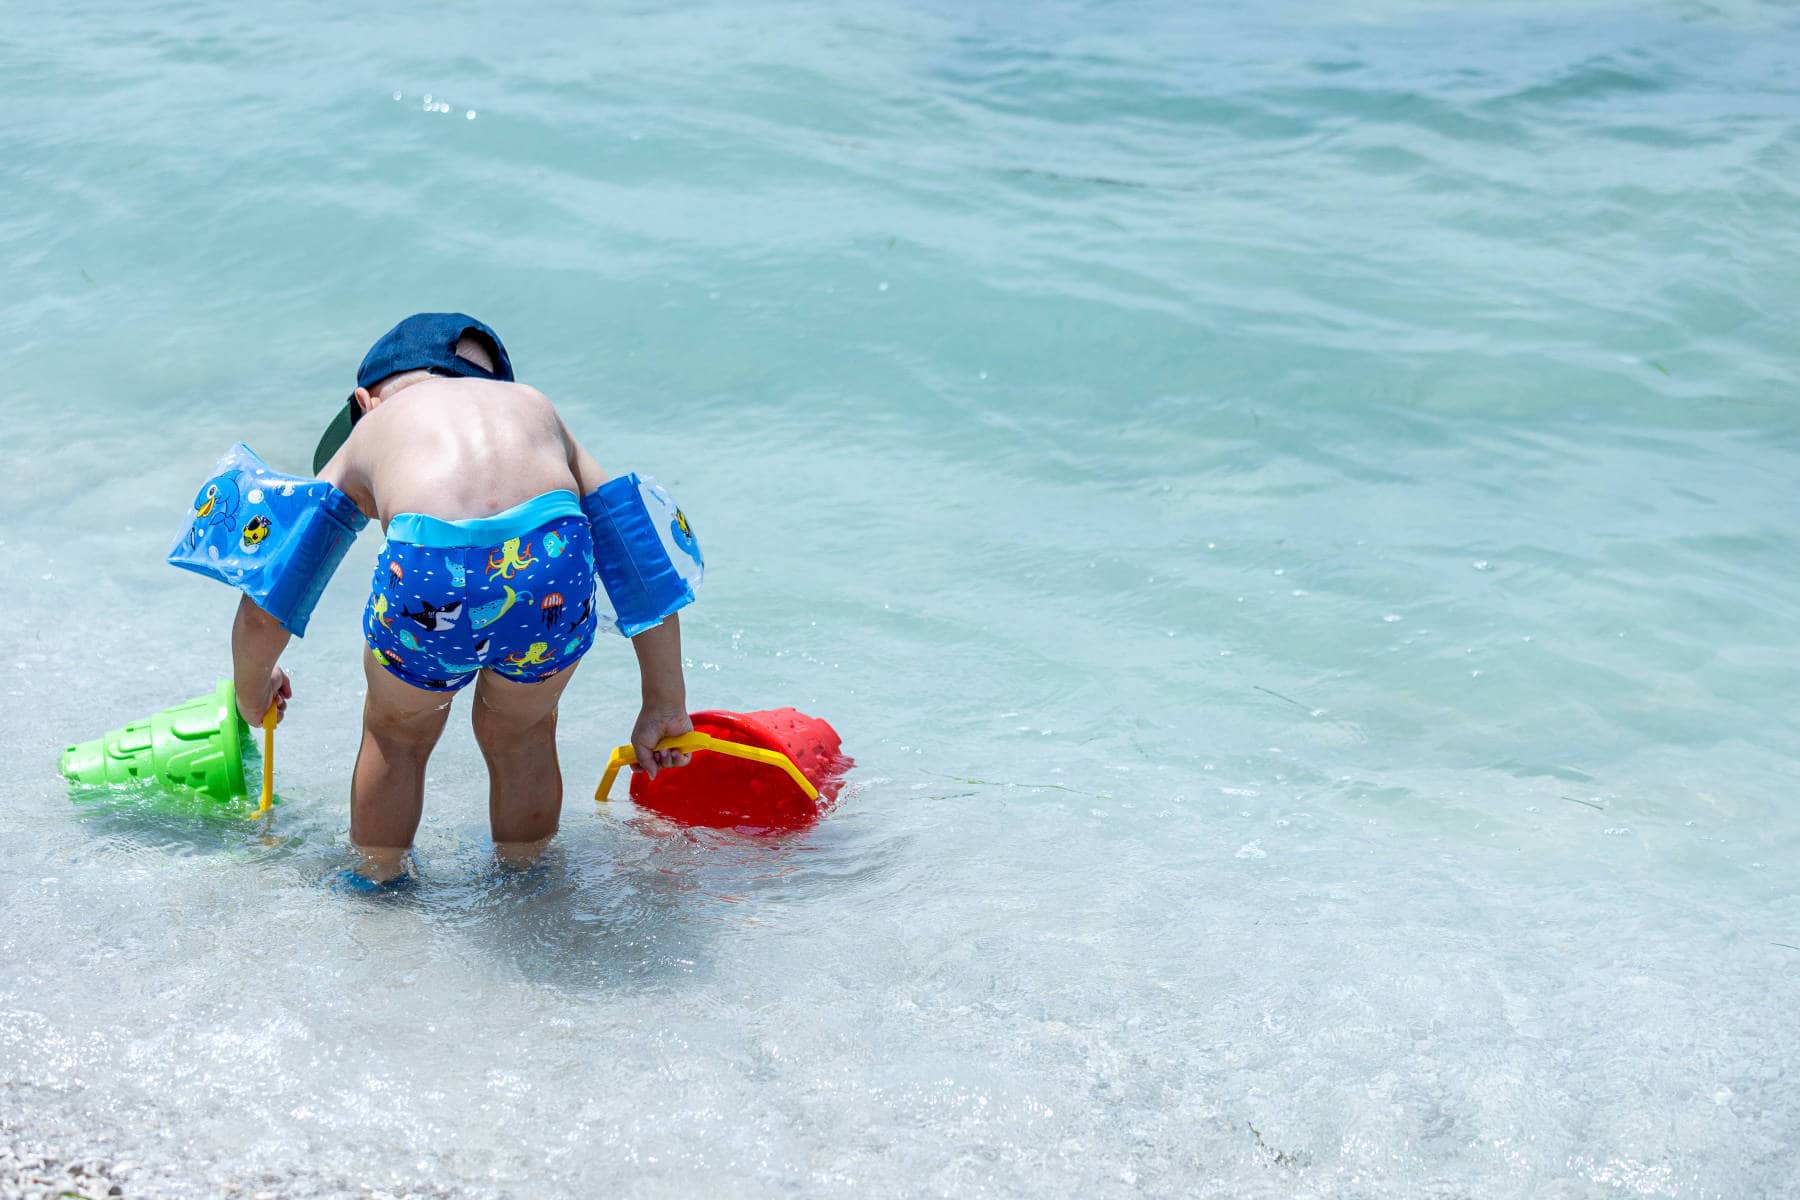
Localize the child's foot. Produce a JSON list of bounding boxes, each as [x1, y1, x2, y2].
[[493, 835, 554, 872], [350, 843, 412, 883], [328, 866, 416, 896]]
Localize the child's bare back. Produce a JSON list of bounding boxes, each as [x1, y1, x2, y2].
[[320, 377, 603, 527]]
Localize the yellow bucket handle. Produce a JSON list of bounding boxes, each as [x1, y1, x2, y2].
[[244, 704, 277, 820], [595, 731, 819, 804]]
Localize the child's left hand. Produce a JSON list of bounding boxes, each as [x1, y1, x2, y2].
[[630, 705, 694, 779]]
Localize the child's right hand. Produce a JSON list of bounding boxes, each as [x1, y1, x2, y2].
[[630, 705, 694, 779], [236, 666, 292, 728]]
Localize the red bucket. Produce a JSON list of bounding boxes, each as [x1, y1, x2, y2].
[[628, 708, 850, 829]]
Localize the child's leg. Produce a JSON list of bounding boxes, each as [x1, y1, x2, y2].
[[351, 653, 456, 880], [469, 662, 582, 866]]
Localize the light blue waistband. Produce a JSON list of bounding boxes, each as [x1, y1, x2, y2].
[[386, 490, 582, 549]]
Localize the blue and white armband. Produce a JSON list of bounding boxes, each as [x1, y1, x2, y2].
[[166, 443, 369, 636], [581, 474, 703, 637]]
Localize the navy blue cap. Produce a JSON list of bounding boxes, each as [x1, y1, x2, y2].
[[313, 313, 515, 474]]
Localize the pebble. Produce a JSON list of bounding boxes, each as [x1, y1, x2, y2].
[[0, 1136, 455, 1199], [0, 1135, 144, 1200]]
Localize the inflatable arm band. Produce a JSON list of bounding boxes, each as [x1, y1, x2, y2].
[[581, 474, 703, 638], [166, 443, 369, 637]]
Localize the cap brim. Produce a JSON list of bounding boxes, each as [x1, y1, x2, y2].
[[312, 399, 355, 475]]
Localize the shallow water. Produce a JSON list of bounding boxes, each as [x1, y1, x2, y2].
[[3, 0, 1799, 1195]]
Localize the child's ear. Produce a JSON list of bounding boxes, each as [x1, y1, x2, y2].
[[353, 386, 375, 414]]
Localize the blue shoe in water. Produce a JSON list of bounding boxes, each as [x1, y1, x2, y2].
[[327, 867, 415, 895], [475, 850, 556, 899]]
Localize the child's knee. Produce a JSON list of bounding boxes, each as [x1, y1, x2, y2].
[[362, 705, 448, 761], [471, 697, 555, 752]]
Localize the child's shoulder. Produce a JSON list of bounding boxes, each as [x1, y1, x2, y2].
[[483, 378, 558, 416], [413, 376, 557, 420]]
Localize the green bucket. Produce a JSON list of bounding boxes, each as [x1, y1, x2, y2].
[[59, 679, 252, 804]]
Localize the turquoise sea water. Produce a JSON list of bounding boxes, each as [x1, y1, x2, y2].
[[3, 0, 1798, 1195]]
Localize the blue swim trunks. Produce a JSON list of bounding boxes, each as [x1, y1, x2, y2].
[[363, 491, 602, 692]]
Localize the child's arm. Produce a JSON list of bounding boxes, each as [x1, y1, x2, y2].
[[558, 413, 608, 496], [628, 614, 693, 778], [232, 594, 293, 726], [558, 409, 696, 774]]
